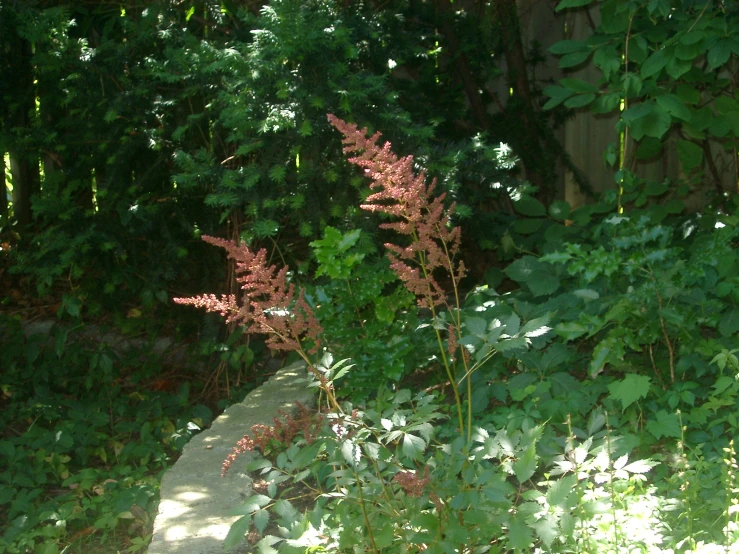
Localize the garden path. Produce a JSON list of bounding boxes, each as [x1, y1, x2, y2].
[[147, 362, 315, 554]]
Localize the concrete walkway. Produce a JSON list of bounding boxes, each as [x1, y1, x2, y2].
[[147, 362, 315, 554]]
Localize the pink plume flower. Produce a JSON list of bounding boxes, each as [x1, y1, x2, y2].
[[174, 235, 322, 354], [327, 115, 466, 310]]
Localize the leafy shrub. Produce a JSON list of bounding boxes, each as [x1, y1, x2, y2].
[[0, 315, 213, 554]]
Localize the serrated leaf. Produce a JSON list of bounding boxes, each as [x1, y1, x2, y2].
[[554, 321, 587, 340], [607, 374, 651, 410], [540, 251, 571, 264], [298, 120, 313, 137], [623, 459, 659, 474], [224, 515, 252, 551], [340, 440, 359, 466], [231, 494, 272, 516], [268, 165, 286, 183], [520, 314, 552, 338], [253, 509, 270, 534], [465, 316, 488, 337], [646, 410, 682, 439], [708, 39, 732, 70], [402, 433, 426, 460], [546, 474, 576, 507], [508, 512, 534, 550], [573, 288, 599, 301], [533, 515, 559, 548]]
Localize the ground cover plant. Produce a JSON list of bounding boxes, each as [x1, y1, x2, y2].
[[175, 115, 739, 553], [0, 313, 232, 554], [3, 0, 739, 552]]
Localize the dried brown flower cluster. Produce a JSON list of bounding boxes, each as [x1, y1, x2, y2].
[[173, 235, 322, 354], [221, 402, 323, 477], [327, 115, 466, 310], [392, 466, 431, 497]]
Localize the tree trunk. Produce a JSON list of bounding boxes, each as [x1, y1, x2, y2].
[[6, 30, 39, 230], [1, 152, 7, 219], [494, 0, 547, 193], [435, 0, 490, 130]]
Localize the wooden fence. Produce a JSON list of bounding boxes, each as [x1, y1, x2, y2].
[[514, 0, 736, 209]]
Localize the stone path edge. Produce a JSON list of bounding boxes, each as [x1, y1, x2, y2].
[[147, 362, 316, 554]]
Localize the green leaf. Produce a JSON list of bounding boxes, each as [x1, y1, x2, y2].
[[656, 94, 692, 122], [555, 0, 594, 11], [707, 39, 732, 70], [607, 374, 651, 410], [465, 316, 488, 337], [508, 512, 534, 550], [676, 85, 701, 105], [622, 73, 642, 97], [504, 256, 560, 297], [719, 307, 739, 337], [543, 86, 575, 110], [373, 523, 394, 549], [256, 537, 280, 554], [224, 515, 252, 551], [546, 474, 576, 507], [680, 30, 705, 46], [540, 251, 571, 264], [573, 289, 599, 301], [676, 140, 703, 171], [554, 321, 587, 340], [646, 410, 682, 439], [559, 50, 592, 68], [593, 46, 621, 79], [513, 217, 544, 234], [402, 433, 426, 460], [641, 49, 668, 78], [564, 93, 596, 108], [513, 444, 538, 483], [560, 78, 599, 94], [298, 120, 314, 137], [549, 200, 571, 220], [716, 96, 739, 115], [675, 40, 702, 61], [629, 104, 672, 140], [514, 196, 546, 217], [520, 314, 552, 338], [231, 495, 271, 515], [268, 165, 286, 183], [666, 55, 692, 79], [533, 515, 559, 548], [550, 40, 588, 55], [253, 509, 270, 534], [623, 459, 659, 474]]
